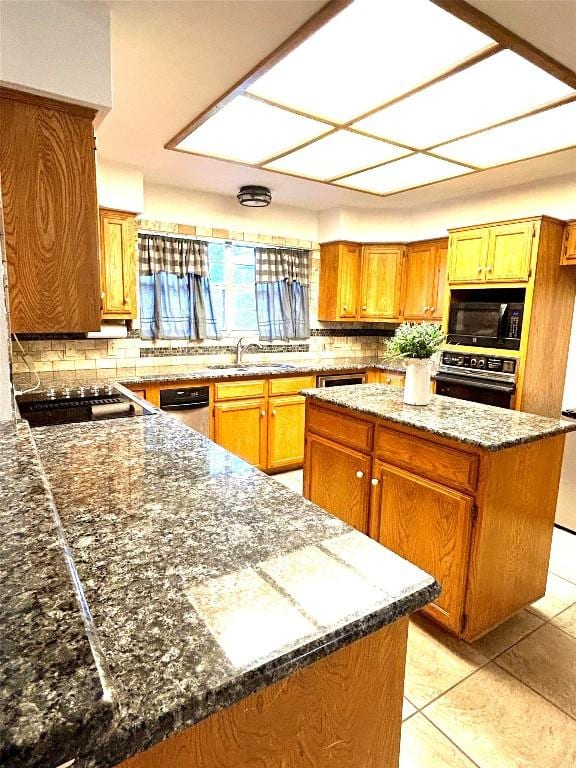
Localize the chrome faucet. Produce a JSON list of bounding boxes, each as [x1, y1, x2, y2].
[[236, 336, 262, 365]]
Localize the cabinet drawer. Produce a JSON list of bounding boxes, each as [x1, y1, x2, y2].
[[307, 404, 373, 453], [375, 426, 478, 492], [268, 375, 316, 396], [215, 379, 266, 401], [381, 373, 405, 387]]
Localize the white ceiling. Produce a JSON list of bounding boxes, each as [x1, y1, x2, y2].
[[97, 0, 576, 211]]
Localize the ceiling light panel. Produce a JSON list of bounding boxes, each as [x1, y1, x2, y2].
[[434, 99, 576, 167], [176, 96, 331, 164], [246, 0, 493, 123], [264, 131, 409, 180], [334, 153, 471, 195], [353, 50, 574, 149]]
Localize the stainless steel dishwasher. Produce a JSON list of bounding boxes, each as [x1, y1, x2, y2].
[[159, 385, 210, 436]]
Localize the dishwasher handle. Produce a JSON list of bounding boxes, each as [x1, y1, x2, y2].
[[161, 401, 208, 411]]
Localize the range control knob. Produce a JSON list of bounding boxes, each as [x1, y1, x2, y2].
[[104, 384, 114, 396], [46, 387, 57, 399], [90, 385, 100, 396], [477, 358, 486, 369], [470, 358, 477, 367], [77, 386, 87, 397], [62, 386, 72, 398]]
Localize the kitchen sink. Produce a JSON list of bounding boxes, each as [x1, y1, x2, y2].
[[207, 363, 296, 371]]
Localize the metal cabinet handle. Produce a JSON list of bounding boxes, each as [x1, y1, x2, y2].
[[356, 470, 364, 479], [371, 478, 379, 486]]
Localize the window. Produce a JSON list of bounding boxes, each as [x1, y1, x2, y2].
[[208, 242, 258, 333]]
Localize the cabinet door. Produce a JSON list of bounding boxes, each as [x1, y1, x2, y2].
[[100, 209, 137, 319], [561, 222, 576, 265], [430, 241, 448, 321], [304, 434, 371, 534], [447, 229, 488, 283], [338, 244, 361, 319], [402, 243, 436, 320], [371, 461, 473, 634], [486, 222, 534, 282], [214, 399, 267, 468], [360, 245, 403, 320], [0, 90, 100, 332], [267, 395, 306, 471]]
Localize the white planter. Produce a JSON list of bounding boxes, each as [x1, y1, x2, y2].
[[403, 358, 432, 406]]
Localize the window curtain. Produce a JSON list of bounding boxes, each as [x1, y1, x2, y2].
[[255, 247, 310, 341], [139, 234, 220, 340]]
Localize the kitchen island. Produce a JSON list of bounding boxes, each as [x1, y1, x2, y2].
[[1, 411, 438, 768], [302, 384, 576, 641]]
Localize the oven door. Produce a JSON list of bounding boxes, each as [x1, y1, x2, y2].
[[435, 372, 515, 409]]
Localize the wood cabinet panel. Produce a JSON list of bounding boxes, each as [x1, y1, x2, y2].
[[561, 221, 576, 265], [268, 375, 316, 396], [304, 434, 371, 533], [372, 461, 473, 634], [448, 229, 488, 283], [119, 620, 407, 768], [402, 242, 436, 320], [215, 380, 266, 401], [0, 88, 100, 332], [338, 244, 361, 318], [214, 399, 267, 468], [486, 221, 533, 282], [431, 241, 448, 320], [375, 426, 478, 493], [360, 245, 403, 320], [100, 208, 137, 319], [267, 395, 307, 471], [307, 403, 373, 453]]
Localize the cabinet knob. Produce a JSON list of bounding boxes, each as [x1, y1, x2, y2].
[[430, 307, 436, 314], [477, 266, 483, 273], [356, 470, 364, 479], [271, 409, 276, 416], [343, 305, 348, 311], [486, 265, 493, 273], [362, 305, 367, 311], [261, 410, 266, 417], [386, 377, 392, 384], [371, 478, 379, 486], [423, 306, 429, 312]]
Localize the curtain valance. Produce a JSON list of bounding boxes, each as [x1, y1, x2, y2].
[[255, 247, 310, 285], [139, 234, 209, 278]]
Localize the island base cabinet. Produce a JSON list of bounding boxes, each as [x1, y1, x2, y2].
[[118, 619, 408, 768], [304, 434, 371, 534], [370, 461, 474, 635]]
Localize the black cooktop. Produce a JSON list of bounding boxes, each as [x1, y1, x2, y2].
[[17, 384, 153, 427]]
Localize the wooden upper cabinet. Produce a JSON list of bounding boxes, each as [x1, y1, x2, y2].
[[401, 239, 447, 322], [371, 460, 474, 634], [560, 221, 576, 266], [318, 242, 361, 320], [99, 208, 138, 320], [447, 228, 488, 283], [0, 88, 100, 332], [433, 241, 448, 321], [486, 221, 534, 282], [360, 245, 403, 320]]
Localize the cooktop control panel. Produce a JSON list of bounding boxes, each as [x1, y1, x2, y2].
[[440, 352, 517, 377]]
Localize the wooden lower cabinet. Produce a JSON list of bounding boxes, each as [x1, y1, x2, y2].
[[304, 400, 565, 640], [304, 434, 371, 534], [214, 399, 267, 469], [267, 395, 307, 471], [370, 461, 473, 634], [118, 620, 407, 768]]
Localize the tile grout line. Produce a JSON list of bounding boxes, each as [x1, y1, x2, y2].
[[418, 709, 483, 768]]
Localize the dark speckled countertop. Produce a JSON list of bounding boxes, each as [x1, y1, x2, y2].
[[2, 411, 439, 768], [302, 384, 576, 451]]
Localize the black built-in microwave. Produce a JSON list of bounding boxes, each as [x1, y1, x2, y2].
[[447, 301, 524, 350]]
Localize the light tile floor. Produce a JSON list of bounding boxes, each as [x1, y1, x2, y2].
[[276, 470, 576, 768]]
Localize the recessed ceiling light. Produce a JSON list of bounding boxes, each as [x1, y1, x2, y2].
[[247, 0, 493, 123], [334, 153, 471, 195], [176, 95, 331, 164], [353, 50, 574, 149], [264, 131, 409, 180], [434, 99, 576, 167]]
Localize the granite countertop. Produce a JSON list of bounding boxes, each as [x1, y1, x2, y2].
[[0, 421, 114, 768], [302, 384, 576, 451], [4, 412, 439, 768]]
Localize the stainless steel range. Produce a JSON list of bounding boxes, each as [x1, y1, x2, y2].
[[17, 383, 154, 427], [435, 351, 518, 409]]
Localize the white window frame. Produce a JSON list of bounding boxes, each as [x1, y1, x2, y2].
[[209, 241, 258, 336]]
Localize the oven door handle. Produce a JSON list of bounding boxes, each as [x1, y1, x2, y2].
[[435, 373, 516, 393]]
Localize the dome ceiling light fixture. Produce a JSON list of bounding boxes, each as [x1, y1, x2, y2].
[[237, 185, 272, 207]]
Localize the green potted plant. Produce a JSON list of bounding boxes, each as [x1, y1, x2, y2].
[[385, 322, 444, 405]]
